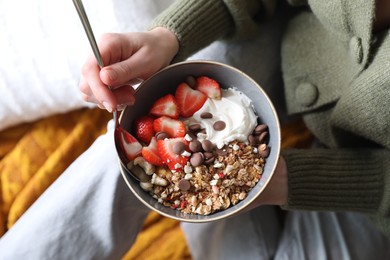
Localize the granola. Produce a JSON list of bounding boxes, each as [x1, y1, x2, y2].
[[142, 139, 266, 215]]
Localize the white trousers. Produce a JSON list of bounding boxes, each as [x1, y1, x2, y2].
[[182, 206, 390, 260]]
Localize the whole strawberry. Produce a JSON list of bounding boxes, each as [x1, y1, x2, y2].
[[134, 115, 155, 144]]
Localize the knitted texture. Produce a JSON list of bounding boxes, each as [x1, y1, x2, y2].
[[150, 0, 265, 61], [282, 149, 384, 212], [150, 0, 234, 61]]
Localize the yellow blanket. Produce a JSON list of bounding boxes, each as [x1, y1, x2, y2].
[[0, 107, 313, 259]]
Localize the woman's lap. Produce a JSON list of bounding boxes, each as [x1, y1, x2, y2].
[[182, 207, 390, 260]]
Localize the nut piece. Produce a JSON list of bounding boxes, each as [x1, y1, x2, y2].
[[258, 144, 270, 158], [131, 165, 152, 182], [140, 182, 153, 191], [133, 157, 155, 175], [151, 173, 168, 186], [155, 166, 172, 180]]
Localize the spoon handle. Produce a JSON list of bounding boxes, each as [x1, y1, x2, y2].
[[72, 0, 105, 69], [73, 0, 118, 125]]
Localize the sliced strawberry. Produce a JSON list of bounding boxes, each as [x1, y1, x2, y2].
[[149, 94, 179, 119], [153, 116, 186, 138], [195, 76, 222, 100], [142, 137, 163, 166], [120, 131, 142, 161], [175, 82, 207, 117], [134, 115, 155, 144], [157, 137, 189, 171]]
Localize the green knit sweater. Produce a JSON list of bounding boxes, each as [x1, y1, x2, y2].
[[151, 0, 390, 235]]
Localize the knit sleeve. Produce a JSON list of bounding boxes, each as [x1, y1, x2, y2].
[[149, 0, 264, 61], [281, 148, 390, 218]]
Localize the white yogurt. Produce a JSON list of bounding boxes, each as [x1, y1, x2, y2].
[[185, 88, 257, 149]]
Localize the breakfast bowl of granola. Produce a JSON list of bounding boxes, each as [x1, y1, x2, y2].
[[117, 60, 280, 222]]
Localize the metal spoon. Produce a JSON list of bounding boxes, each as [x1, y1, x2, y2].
[[72, 0, 146, 181]]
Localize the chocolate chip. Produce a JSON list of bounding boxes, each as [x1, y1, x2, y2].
[[189, 124, 202, 131], [248, 134, 256, 145], [201, 140, 214, 152], [190, 152, 204, 167], [203, 152, 214, 159], [173, 142, 186, 155], [216, 147, 228, 156], [204, 156, 215, 165], [213, 121, 226, 131], [186, 75, 197, 88], [189, 140, 202, 152], [178, 179, 191, 191], [254, 124, 268, 135], [187, 132, 197, 140], [257, 131, 268, 144], [155, 131, 169, 140], [200, 112, 213, 119]]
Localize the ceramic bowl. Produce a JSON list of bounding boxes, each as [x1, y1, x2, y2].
[[118, 60, 280, 222]]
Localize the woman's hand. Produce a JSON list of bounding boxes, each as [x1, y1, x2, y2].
[[246, 156, 288, 211], [79, 27, 179, 112]]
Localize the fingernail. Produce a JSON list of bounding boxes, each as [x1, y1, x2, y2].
[[102, 101, 113, 113]]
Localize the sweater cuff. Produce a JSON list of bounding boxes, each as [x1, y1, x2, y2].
[[149, 0, 234, 62], [281, 148, 383, 213]]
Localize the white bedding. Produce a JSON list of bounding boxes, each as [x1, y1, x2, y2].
[[0, 0, 286, 131]]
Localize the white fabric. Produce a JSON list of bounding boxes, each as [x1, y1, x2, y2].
[[0, 121, 149, 260], [0, 0, 175, 130]]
